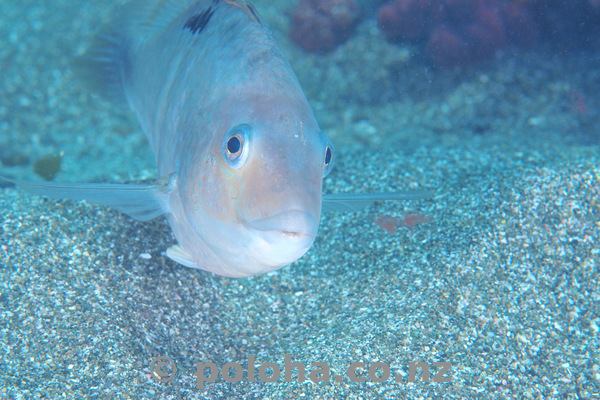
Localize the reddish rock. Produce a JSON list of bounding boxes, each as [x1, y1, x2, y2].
[[426, 4, 507, 67], [466, 5, 506, 59], [589, 0, 600, 11], [377, 0, 538, 67], [426, 27, 470, 68], [501, 1, 538, 46], [377, 0, 431, 41], [290, 0, 361, 53]]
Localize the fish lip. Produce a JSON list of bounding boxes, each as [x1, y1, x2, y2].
[[244, 210, 318, 238]]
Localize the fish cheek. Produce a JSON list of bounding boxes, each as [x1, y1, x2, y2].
[[181, 156, 224, 224], [194, 158, 244, 223], [217, 162, 246, 207]]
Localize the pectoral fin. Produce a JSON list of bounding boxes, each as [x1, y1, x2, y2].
[[166, 245, 197, 269], [3, 177, 170, 221], [322, 191, 432, 212]]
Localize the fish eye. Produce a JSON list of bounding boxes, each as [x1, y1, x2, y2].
[[322, 143, 334, 177], [324, 146, 333, 167], [222, 124, 251, 169], [226, 135, 242, 157]]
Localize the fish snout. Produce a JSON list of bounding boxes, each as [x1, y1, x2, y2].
[[243, 209, 319, 267], [246, 209, 318, 239]]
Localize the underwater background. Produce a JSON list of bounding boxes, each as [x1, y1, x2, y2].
[[1, 0, 599, 398]]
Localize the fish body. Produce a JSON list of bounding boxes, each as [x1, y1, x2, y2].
[[100, 0, 332, 277], [8, 0, 430, 277]]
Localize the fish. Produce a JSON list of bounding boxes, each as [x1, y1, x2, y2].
[[6, 0, 431, 277]]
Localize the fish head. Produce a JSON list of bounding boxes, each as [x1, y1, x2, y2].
[[178, 95, 334, 277]]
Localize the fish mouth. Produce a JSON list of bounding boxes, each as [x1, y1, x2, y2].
[[245, 210, 318, 239]]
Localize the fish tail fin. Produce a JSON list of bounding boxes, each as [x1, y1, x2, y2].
[[3, 177, 172, 222], [73, 0, 195, 103], [73, 29, 130, 104]]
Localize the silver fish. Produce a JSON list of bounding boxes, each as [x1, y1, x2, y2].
[[8, 0, 430, 277]]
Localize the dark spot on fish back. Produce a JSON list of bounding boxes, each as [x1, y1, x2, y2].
[[246, 4, 262, 25], [184, 6, 216, 35]]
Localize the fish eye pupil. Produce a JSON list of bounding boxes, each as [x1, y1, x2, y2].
[[222, 125, 251, 168], [227, 135, 242, 156], [324, 146, 332, 166]]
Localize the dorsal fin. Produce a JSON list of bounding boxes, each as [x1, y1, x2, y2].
[[73, 0, 204, 103], [74, 0, 263, 103], [126, 0, 208, 37], [223, 1, 262, 25]]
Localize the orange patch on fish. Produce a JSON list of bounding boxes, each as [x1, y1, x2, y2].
[[375, 213, 431, 233]]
